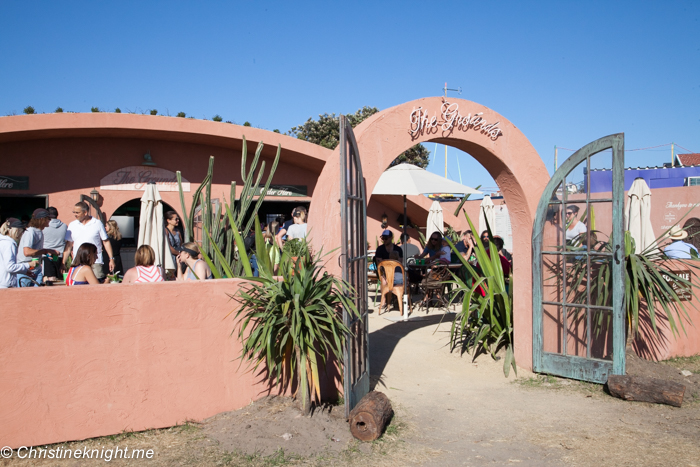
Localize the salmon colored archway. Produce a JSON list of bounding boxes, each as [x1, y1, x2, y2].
[[308, 97, 550, 370]]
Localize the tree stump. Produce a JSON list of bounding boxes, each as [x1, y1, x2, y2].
[[348, 391, 393, 441], [607, 375, 686, 407]]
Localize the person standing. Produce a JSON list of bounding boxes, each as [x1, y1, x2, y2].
[[103, 220, 124, 279], [165, 211, 182, 269], [0, 218, 33, 288], [63, 201, 115, 283], [565, 205, 586, 244], [664, 226, 699, 259], [276, 206, 307, 247], [42, 207, 68, 281], [17, 208, 58, 286], [286, 208, 308, 240]]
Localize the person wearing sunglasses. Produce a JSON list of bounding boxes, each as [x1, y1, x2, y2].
[[417, 232, 450, 263], [374, 229, 403, 287], [564, 205, 587, 244]]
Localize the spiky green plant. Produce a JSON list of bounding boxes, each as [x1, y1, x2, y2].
[[176, 137, 281, 277], [230, 238, 359, 415], [446, 211, 516, 377]]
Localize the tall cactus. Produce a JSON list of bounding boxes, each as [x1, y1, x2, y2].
[[176, 137, 281, 277]]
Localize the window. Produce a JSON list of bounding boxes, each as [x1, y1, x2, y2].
[[687, 177, 700, 186]]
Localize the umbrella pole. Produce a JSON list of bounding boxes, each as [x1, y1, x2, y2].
[[403, 195, 409, 319]]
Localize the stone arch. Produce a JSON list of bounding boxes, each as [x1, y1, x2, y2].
[[308, 97, 550, 370]]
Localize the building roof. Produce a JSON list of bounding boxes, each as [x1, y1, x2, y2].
[[678, 153, 700, 167]]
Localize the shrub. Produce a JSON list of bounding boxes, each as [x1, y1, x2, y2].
[[91, 107, 100, 113], [176, 111, 186, 118], [114, 108, 121, 113], [55, 107, 63, 113], [212, 115, 223, 122], [243, 121, 251, 127], [23, 106, 35, 114]]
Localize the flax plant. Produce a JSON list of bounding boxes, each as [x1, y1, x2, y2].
[[446, 212, 516, 377], [230, 238, 359, 415]]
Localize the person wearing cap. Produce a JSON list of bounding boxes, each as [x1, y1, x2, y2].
[[374, 229, 403, 287], [0, 218, 33, 288], [42, 206, 68, 281], [63, 201, 115, 283], [16, 208, 59, 286], [664, 225, 699, 259]]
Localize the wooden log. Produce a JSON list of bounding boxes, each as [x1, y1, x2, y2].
[[607, 375, 686, 407], [348, 391, 393, 441]]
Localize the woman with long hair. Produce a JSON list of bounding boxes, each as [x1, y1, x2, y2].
[[0, 218, 32, 288], [65, 243, 100, 286], [103, 220, 124, 278], [176, 242, 213, 281], [285, 208, 308, 240], [165, 211, 183, 269], [122, 245, 164, 284]]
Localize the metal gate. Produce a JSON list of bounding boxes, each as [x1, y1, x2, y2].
[[532, 134, 626, 383], [339, 115, 370, 417]]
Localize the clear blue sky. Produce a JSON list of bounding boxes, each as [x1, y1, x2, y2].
[[2, 1, 698, 195]]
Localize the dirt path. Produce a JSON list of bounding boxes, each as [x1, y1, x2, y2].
[[369, 310, 700, 467]]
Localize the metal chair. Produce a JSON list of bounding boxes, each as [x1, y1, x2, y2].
[[377, 260, 411, 315], [417, 265, 451, 313]]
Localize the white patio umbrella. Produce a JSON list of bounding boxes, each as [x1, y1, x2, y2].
[[138, 183, 175, 271], [478, 195, 496, 235], [372, 164, 481, 319], [426, 200, 444, 240], [625, 177, 656, 254]]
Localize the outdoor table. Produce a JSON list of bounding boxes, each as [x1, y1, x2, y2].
[[407, 262, 462, 312]]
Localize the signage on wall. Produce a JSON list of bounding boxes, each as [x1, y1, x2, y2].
[[409, 101, 503, 141], [661, 201, 700, 230], [662, 269, 692, 302], [256, 185, 308, 197], [0, 175, 29, 190], [100, 167, 190, 192]]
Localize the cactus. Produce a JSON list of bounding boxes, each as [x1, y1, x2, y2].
[[176, 137, 281, 277]]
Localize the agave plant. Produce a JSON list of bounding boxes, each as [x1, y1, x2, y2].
[[446, 211, 516, 377], [231, 237, 359, 415]]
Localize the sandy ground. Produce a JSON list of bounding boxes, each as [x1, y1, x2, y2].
[[3, 295, 700, 466], [369, 305, 700, 467]]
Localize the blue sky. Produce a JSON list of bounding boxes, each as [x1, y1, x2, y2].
[[2, 1, 698, 195]]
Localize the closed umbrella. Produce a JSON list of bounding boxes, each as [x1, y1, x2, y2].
[[426, 200, 444, 240], [479, 195, 496, 235], [625, 177, 655, 254], [138, 183, 175, 271], [373, 164, 481, 319]]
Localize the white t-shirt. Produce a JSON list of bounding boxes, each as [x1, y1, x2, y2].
[[65, 217, 109, 264], [439, 245, 451, 262], [286, 223, 307, 240], [566, 221, 587, 242], [17, 227, 44, 263]]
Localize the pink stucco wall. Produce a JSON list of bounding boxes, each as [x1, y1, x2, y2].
[[0, 279, 279, 449]]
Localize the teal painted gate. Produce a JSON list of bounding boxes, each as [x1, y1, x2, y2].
[[532, 134, 626, 383]]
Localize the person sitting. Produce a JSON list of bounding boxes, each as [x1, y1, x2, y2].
[[286, 208, 308, 240], [374, 230, 403, 286], [122, 245, 165, 284], [418, 232, 448, 263], [176, 242, 213, 281], [399, 233, 421, 258], [65, 243, 101, 286], [664, 226, 699, 259], [455, 230, 476, 264], [493, 235, 513, 264], [0, 218, 33, 288]]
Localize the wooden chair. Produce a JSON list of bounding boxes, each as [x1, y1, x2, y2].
[[377, 260, 411, 315]]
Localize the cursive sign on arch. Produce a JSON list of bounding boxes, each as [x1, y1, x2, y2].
[[100, 166, 190, 192], [409, 101, 503, 141]]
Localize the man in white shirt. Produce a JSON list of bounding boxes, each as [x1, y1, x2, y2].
[[63, 201, 114, 281]]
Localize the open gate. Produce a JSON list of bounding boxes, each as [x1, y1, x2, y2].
[[339, 115, 370, 417], [532, 134, 626, 383]]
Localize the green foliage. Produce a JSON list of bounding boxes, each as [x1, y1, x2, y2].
[[114, 107, 121, 113], [289, 106, 429, 168], [150, 109, 158, 115], [55, 107, 63, 113], [176, 137, 281, 278], [282, 238, 305, 257], [91, 107, 100, 113], [447, 211, 516, 377], [273, 129, 280, 133], [23, 106, 35, 114], [231, 238, 358, 414], [243, 121, 251, 127], [212, 114, 223, 122], [176, 111, 186, 118]]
